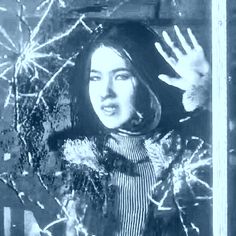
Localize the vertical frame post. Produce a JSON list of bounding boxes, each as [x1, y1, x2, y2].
[[212, 0, 228, 236]]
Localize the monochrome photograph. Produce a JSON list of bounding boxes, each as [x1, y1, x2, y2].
[[0, 0, 234, 235]]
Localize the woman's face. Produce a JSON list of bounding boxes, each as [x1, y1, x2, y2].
[[89, 45, 138, 129]]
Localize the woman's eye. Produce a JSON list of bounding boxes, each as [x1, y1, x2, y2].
[[115, 74, 131, 80], [89, 75, 101, 81]]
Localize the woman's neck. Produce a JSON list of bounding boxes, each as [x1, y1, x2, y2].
[[107, 132, 147, 162]]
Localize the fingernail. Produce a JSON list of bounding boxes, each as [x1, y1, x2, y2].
[[162, 31, 167, 36]]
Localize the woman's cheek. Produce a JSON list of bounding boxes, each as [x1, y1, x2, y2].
[[89, 86, 100, 112], [116, 83, 136, 115]]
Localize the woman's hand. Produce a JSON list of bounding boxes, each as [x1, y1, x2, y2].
[[155, 26, 211, 111]]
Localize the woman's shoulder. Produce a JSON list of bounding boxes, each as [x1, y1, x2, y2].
[[47, 127, 98, 151], [145, 129, 211, 185], [145, 129, 211, 161], [62, 136, 106, 172]]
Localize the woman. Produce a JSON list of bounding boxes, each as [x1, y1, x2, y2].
[[48, 21, 211, 236]]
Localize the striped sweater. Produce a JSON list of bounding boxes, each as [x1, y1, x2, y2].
[[107, 134, 156, 236], [62, 131, 212, 236]]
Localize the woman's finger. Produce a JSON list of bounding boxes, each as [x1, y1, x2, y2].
[[158, 74, 186, 90], [162, 31, 183, 59], [155, 42, 176, 69], [187, 28, 201, 50], [158, 74, 175, 86], [174, 25, 192, 53]]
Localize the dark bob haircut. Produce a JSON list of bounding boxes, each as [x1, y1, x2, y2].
[[64, 21, 186, 141]]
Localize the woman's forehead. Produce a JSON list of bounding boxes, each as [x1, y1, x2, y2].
[[90, 45, 130, 72]]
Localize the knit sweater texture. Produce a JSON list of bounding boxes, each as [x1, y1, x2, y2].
[[107, 134, 156, 236]]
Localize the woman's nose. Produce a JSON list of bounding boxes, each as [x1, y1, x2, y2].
[[101, 76, 115, 99]]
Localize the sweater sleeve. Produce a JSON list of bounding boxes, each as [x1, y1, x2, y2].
[[182, 73, 211, 112]]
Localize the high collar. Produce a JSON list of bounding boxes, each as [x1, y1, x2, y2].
[[106, 132, 147, 162]]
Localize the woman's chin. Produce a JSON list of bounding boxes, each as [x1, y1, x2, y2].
[[102, 122, 122, 130], [100, 118, 125, 130]]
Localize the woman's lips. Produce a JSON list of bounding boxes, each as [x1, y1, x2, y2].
[[101, 104, 118, 116]]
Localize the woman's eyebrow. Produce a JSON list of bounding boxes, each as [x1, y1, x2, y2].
[[112, 68, 131, 73], [90, 69, 100, 73]]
